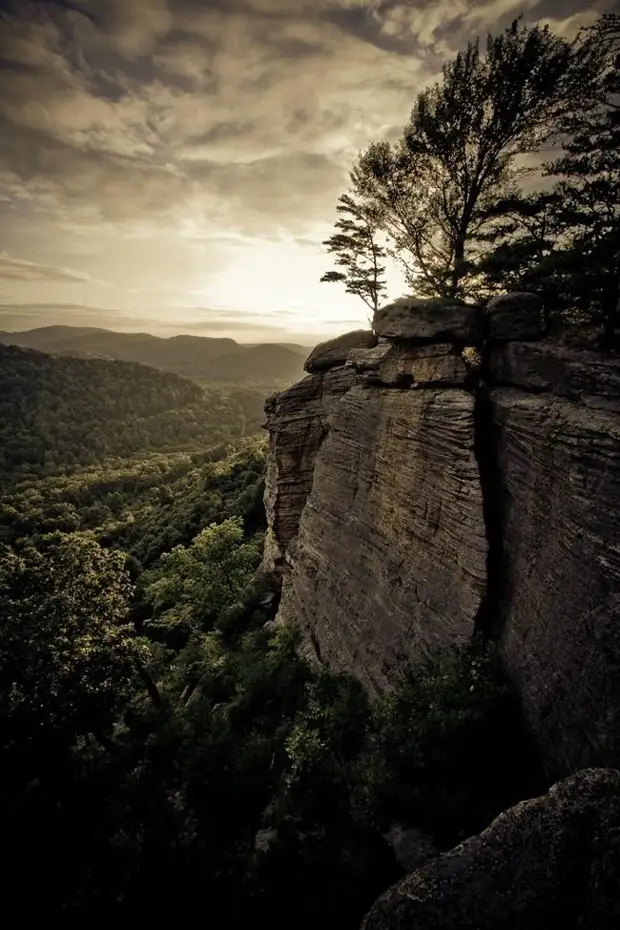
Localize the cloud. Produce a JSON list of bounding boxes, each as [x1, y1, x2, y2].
[[0, 253, 107, 284], [0, 0, 607, 340], [0, 300, 133, 332]]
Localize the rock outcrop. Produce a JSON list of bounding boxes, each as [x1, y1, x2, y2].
[[487, 291, 544, 341], [348, 342, 469, 387], [263, 294, 620, 776], [362, 768, 620, 930], [374, 296, 483, 343]]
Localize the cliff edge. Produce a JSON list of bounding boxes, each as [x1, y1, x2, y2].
[[262, 294, 620, 778]]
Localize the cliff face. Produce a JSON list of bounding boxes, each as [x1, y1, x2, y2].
[[489, 342, 620, 775], [263, 297, 620, 777]]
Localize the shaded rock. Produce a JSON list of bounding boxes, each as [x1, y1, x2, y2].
[[373, 297, 483, 344], [304, 329, 377, 373], [347, 343, 392, 378], [489, 337, 620, 412], [487, 291, 543, 341], [492, 385, 620, 776], [348, 342, 468, 387], [276, 385, 487, 692], [363, 768, 620, 930], [260, 366, 354, 578], [382, 825, 438, 873]]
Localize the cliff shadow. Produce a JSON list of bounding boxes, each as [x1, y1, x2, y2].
[[473, 384, 510, 641]]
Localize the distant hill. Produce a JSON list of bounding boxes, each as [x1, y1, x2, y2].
[[0, 325, 309, 387], [0, 344, 265, 484]]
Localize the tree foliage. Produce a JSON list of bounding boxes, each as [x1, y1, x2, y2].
[[328, 16, 613, 304], [478, 16, 620, 339], [0, 533, 146, 759], [321, 193, 388, 312], [142, 516, 262, 639]]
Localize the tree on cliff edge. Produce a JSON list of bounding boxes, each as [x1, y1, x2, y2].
[[327, 17, 612, 302], [320, 192, 388, 314]]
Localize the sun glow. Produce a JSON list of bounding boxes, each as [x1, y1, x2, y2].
[[196, 236, 406, 336]]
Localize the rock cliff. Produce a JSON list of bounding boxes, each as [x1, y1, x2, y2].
[[262, 297, 620, 777]]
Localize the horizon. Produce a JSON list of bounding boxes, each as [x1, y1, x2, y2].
[[0, 0, 603, 341], [0, 320, 316, 347]]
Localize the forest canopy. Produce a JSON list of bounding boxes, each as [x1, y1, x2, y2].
[[0, 344, 266, 483]]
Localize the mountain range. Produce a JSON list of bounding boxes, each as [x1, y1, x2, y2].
[[0, 325, 309, 387]]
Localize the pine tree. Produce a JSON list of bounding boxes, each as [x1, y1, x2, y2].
[[320, 193, 387, 314], [541, 48, 620, 341]]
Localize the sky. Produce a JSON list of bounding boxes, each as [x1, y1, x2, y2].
[[0, 0, 610, 343]]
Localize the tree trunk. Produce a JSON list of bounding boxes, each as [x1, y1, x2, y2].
[[134, 657, 163, 709], [450, 238, 466, 297]]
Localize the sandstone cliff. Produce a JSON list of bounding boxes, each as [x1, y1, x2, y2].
[[262, 295, 620, 778]]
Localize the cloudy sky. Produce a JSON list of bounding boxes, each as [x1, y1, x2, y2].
[[0, 0, 608, 342]]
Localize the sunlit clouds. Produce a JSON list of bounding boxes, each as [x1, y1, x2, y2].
[[0, 0, 607, 340]]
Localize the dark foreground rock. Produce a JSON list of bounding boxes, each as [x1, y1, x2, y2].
[[362, 768, 620, 930]]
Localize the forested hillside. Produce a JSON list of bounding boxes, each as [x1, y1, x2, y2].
[[0, 344, 265, 483], [0, 325, 308, 387]]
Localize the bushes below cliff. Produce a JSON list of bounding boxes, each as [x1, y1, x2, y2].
[[1, 518, 543, 928], [238, 639, 544, 928]]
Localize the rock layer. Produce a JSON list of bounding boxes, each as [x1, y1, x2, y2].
[[304, 329, 377, 373], [362, 768, 620, 930], [277, 384, 487, 692], [261, 366, 354, 576], [373, 297, 483, 343], [348, 342, 469, 387]]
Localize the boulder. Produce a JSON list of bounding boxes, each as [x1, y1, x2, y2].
[[373, 298, 483, 344], [304, 329, 377, 373], [487, 292, 543, 341], [363, 768, 620, 930], [348, 342, 468, 387], [488, 337, 620, 411]]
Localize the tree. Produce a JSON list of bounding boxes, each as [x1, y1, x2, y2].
[[0, 532, 156, 763], [320, 193, 388, 313], [350, 17, 613, 300], [477, 15, 620, 340], [142, 516, 261, 637]]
